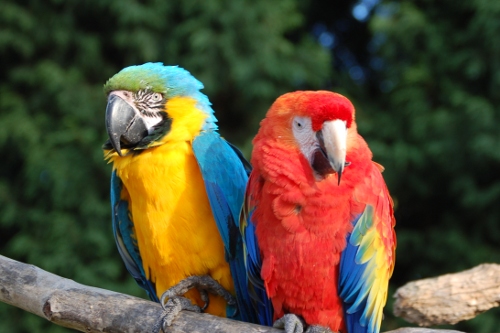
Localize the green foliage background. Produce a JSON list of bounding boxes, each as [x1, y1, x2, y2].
[[1, 1, 499, 332]]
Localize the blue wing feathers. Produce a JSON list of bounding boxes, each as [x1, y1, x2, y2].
[[192, 131, 262, 324], [227, 141, 252, 176], [339, 200, 393, 333], [192, 132, 247, 223], [243, 212, 273, 326], [339, 244, 367, 304], [344, 304, 368, 333], [339, 207, 374, 333], [204, 183, 236, 257], [244, 218, 266, 290], [240, 173, 274, 326]]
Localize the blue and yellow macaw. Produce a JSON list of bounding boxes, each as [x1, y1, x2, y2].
[[102, 63, 260, 324]]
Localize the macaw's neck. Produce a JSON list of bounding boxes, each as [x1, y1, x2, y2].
[[161, 96, 213, 143]]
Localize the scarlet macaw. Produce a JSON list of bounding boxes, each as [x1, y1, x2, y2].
[[102, 63, 264, 325], [241, 91, 396, 333]]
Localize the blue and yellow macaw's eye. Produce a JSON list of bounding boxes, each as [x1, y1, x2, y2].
[[134, 90, 166, 116]]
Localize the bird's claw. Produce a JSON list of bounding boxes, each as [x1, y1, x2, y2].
[[156, 275, 236, 331], [159, 275, 236, 311], [199, 289, 209, 311], [273, 314, 305, 333], [159, 296, 201, 331], [273, 314, 335, 333]]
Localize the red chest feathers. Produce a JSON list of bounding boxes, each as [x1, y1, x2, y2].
[[253, 158, 356, 329]]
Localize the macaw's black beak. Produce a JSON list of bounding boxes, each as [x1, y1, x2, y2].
[[105, 94, 148, 156]]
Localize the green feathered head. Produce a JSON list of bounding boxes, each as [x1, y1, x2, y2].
[[104, 62, 215, 125]]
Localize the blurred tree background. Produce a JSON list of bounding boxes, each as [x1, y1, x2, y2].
[[1, 0, 499, 332]]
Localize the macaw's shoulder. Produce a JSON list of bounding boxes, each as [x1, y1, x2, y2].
[[192, 131, 266, 324], [192, 131, 250, 187], [191, 130, 250, 255]]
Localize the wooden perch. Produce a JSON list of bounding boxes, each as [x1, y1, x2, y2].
[[0, 255, 279, 333], [393, 263, 500, 326], [0, 254, 465, 333]]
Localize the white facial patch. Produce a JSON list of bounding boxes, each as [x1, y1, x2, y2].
[[143, 113, 164, 134], [291, 116, 317, 162]]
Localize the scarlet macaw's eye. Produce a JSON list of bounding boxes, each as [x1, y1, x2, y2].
[[292, 116, 312, 134], [294, 119, 303, 130]]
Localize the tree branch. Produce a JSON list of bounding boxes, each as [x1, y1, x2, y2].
[[393, 263, 500, 326], [0, 254, 465, 333], [0, 255, 279, 333]]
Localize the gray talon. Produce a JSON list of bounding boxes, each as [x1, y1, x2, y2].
[[273, 314, 305, 333], [199, 289, 209, 311], [160, 275, 235, 310], [156, 275, 236, 331], [160, 296, 201, 331]]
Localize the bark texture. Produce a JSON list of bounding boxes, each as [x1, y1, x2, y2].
[[0, 255, 279, 333], [0, 254, 468, 333], [393, 263, 500, 326]]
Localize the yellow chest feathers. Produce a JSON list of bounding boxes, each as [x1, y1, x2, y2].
[[106, 96, 233, 316], [112, 143, 232, 291]]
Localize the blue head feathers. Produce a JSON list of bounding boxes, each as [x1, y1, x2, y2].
[[104, 62, 217, 130]]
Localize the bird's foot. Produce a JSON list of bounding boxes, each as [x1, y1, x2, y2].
[[159, 275, 236, 312], [158, 296, 202, 330], [156, 275, 236, 331], [273, 314, 335, 333], [273, 314, 306, 333], [305, 325, 334, 333]]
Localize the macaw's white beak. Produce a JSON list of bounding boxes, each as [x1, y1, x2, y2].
[[317, 119, 347, 185]]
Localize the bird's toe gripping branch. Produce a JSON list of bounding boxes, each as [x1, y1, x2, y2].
[[273, 314, 336, 333], [160, 275, 236, 311], [158, 296, 202, 331], [157, 275, 236, 330], [273, 314, 306, 333]]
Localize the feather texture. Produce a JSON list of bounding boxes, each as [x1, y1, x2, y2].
[[245, 91, 396, 333], [241, 171, 274, 326], [110, 171, 158, 301], [192, 131, 257, 322], [339, 165, 396, 333], [104, 63, 260, 323]]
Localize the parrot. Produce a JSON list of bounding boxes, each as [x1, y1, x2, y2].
[[102, 62, 265, 326], [241, 91, 396, 333]]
